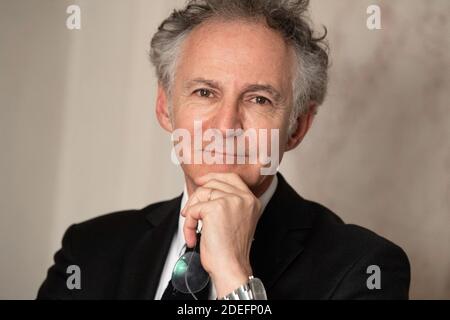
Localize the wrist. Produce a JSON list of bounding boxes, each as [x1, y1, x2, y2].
[[219, 276, 268, 300], [211, 264, 252, 298]]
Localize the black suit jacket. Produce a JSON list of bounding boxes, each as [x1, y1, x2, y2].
[[37, 173, 410, 299]]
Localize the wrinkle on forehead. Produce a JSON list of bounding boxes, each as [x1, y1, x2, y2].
[[175, 18, 297, 104]]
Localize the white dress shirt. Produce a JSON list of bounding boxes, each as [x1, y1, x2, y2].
[[154, 175, 278, 300]]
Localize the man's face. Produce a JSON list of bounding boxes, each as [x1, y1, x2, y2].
[[161, 19, 299, 192]]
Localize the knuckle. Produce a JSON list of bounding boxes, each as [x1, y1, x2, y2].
[[216, 198, 228, 209], [197, 186, 206, 194], [242, 193, 253, 202], [210, 178, 219, 184]]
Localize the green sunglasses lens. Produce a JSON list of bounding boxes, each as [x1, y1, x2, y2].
[[171, 251, 209, 294]]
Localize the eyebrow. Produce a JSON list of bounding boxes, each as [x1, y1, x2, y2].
[[184, 78, 221, 90], [184, 78, 284, 104]]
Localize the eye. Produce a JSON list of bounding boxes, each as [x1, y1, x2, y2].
[[251, 96, 272, 105], [194, 88, 214, 98]]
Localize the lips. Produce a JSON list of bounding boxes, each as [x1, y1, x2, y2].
[[198, 149, 248, 158]]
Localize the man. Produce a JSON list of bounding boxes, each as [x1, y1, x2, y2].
[[38, 0, 410, 299]]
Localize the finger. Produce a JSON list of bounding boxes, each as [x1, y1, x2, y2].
[[183, 212, 200, 248], [195, 172, 249, 192], [181, 187, 211, 217], [183, 200, 222, 247], [202, 179, 241, 195], [181, 186, 228, 217]]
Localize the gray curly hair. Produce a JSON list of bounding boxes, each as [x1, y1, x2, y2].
[[149, 0, 329, 133]]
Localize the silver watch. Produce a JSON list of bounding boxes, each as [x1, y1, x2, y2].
[[220, 276, 267, 300]]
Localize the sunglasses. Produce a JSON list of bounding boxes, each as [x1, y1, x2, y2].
[[171, 232, 210, 299]]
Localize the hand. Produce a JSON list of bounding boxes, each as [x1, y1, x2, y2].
[[181, 172, 262, 298]]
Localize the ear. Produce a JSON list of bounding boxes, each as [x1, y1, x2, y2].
[[285, 102, 317, 151], [155, 83, 173, 133]]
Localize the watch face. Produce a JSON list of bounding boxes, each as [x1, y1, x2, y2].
[[249, 277, 267, 300]]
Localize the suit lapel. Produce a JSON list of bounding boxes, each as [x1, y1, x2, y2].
[[117, 195, 182, 299], [251, 173, 314, 290]]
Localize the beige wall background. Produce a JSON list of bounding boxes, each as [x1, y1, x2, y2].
[[0, 0, 448, 299]]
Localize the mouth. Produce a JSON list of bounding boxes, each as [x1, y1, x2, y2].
[[198, 149, 248, 158]]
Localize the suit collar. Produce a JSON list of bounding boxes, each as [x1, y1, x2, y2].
[[117, 195, 182, 299], [144, 195, 182, 227], [251, 172, 314, 290]]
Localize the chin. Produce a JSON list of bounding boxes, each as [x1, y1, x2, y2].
[[181, 163, 264, 189]]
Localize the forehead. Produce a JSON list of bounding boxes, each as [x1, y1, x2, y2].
[[176, 19, 296, 89]]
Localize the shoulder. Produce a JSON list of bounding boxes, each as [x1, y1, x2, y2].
[[305, 198, 407, 259], [70, 199, 170, 233], [302, 199, 410, 298], [37, 197, 181, 299], [276, 173, 409, 272], [63, 197, 180, 259]]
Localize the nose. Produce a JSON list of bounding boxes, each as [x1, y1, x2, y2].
[[209, 98, 243, 136]]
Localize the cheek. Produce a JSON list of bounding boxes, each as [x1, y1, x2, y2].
[[267, 116, 291, 154], [172, 100, 215, 128], [253, 108, 291, 134], [242, 108, 285, 129], [172, 103, 196, 129]]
